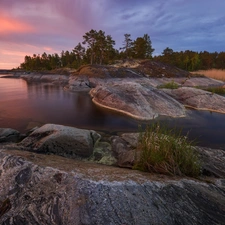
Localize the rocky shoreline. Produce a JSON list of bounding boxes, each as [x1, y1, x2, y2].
[[1, 123, 225, 224], [1, 61, 225, 224], [15, 62, 225, 121]]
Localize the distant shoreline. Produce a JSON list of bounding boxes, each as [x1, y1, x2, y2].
[[0, 69, 12, 74]]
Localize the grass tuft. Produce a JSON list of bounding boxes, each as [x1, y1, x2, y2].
[[158, 81, 179, 89], [134, 123, 201, 177], [204, 86, 225, 95]]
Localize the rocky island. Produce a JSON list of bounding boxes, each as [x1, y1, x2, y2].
[[1, 60, 225, 224]]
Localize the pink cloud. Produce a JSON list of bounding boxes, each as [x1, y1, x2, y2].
[[0, 15, 35, 34]]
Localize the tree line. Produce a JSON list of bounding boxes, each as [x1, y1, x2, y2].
[[20, 30, 154, 71], [154, 47, 225, 71], [20, 29, 225, 72]]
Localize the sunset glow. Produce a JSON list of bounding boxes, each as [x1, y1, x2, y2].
[[0, 16, 34, 34], [0, 0, 225, 69]]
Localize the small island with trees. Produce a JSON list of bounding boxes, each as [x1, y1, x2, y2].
[[19, 29, 225, 74]]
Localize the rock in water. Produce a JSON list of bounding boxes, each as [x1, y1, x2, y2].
[[18, 124, 100, 158], [90, 81, 186, 120], [163, 87, 225, 113]]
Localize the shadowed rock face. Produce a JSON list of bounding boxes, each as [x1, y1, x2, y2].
[[163, 87, 225, 113], [0, 150, 225, 225], [20, 74, 69, 85], [0, 128, 22, 143], [90, 81, 186, 120], [18, 124, 100, 158]]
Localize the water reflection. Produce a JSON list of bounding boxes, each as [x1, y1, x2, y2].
[[0, 76, 225, 150]]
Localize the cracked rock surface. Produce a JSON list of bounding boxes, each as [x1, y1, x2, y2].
[[0, 149, 225, 225], [90, 80, 186, 120]]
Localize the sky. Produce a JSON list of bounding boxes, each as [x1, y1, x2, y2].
[[0, 0, 225, 69]]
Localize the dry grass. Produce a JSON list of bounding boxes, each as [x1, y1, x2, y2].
[[192, 69, 225, 81]]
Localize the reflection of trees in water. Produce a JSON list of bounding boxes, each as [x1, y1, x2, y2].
[[26, 83, 72, 101]]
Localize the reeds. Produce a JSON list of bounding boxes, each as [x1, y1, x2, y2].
[[134, 123, 201, 177], [192, 69, 225, 81]]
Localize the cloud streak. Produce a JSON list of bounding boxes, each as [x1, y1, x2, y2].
[[0, 0, 224, 68]]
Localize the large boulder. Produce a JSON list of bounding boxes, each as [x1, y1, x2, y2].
[[163, 87, 225, 113], [18, 124, 100, 158], [0, 149, 225, 225], [90, 81, 186, 120]]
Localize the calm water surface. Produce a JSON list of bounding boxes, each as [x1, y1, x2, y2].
[[0, 75, 225, 149]]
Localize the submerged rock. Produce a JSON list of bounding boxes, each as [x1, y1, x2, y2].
[[90, 81, 186, 120], [18, 124, 100, 158], [0, 149, 225, 225]]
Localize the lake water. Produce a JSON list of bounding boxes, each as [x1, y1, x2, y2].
[[0, 75, 225, 150]]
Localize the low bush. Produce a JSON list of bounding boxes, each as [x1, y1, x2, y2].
[[204, 86, 225, 95], [134, 123, 201, 177], [158, 81, 179, 89]]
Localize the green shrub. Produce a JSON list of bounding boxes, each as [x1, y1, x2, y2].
[[134, 123, 201, 177], [158, 81, 179, 89], [204, 86, 225, 95]]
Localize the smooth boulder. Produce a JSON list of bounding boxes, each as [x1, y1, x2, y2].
[[90, 81, 186, 120], [18, 124, 100, 158], [163, 87, 225, 113]]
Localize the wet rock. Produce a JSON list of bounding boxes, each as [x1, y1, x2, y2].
[[18, 124, 100, 158], [163, 87, 225, 113], [0, 128, 21, 143], [90, 81, 186, 120], [0, 150, 225, 225]]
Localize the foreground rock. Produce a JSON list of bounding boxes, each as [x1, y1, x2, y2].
[[163, 87, 225, 113], [110, 132, 225, 178], [18, 124, 100, 158], [0, 149, 225, 225], [90, 80, 186, 120]]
